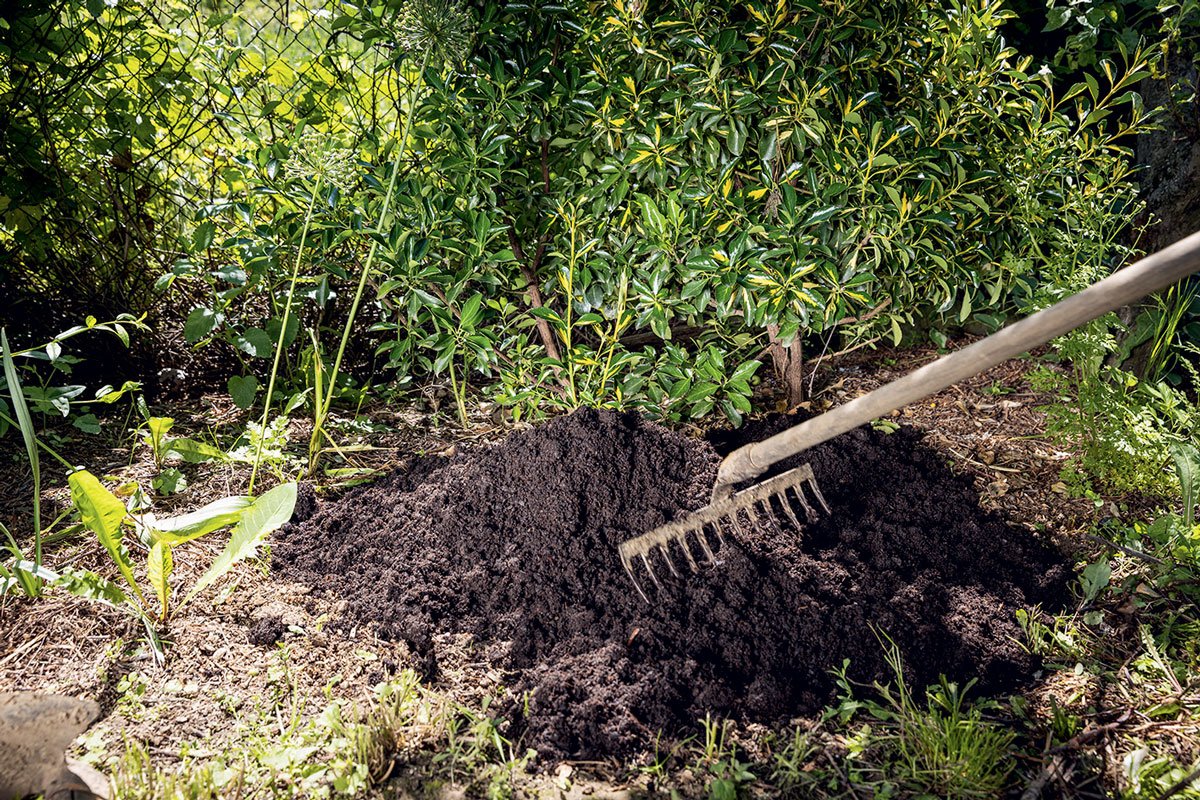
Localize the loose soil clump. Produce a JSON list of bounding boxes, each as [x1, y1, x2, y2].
[[274, 409, 1068, 759]]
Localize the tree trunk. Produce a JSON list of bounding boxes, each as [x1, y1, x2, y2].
[[766, 323, 805, 408]]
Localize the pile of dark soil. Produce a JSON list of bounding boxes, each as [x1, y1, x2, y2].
[[273, 410, 1069, 759]]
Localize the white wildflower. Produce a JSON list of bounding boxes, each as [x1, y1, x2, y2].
[[395, 0, 475, 66], [284, 129, 358, 190]]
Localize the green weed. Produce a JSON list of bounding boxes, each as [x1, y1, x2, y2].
[[857, 642, 1017, 799], [112, 740, 228, 800], [693, 715, 757, 800]]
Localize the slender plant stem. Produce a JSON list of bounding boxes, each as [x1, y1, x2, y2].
[[449, 354, 467, 427], [597, 268, 629, 401], [0, 411, 74, 469], [2, 331, 43, 591], [309, 48, 431, 475], [562, 207, 578, 405], [248, 188, 320, 494]]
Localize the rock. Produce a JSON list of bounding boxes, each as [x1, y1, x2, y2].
[[0, 692, 107, 799]]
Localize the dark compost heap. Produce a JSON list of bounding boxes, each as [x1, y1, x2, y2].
[[274, 409, 1068, 759]]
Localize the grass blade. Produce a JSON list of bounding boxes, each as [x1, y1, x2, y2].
[[1, 329, 43, 589]]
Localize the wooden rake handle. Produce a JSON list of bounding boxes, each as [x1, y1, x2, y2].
[[716, 230, 1200, 492]]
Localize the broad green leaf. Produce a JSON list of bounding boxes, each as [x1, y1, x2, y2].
[[803, 205, 841, 225], [1080, 560, 1111, 604], [183, 482, 297, 607], [184, 307, 221, 343], [730, 360, 761, 384], [167, 438, 226, 463], [147, 416, 173, 449], [1043, 6, 1070, 31], [235, 327, 274, 358], [38, 564, 131, 611], [148, 541, 173, 620], [685, 381, 720, 403], [151, 495, 254, 544], [459, 293, 484, 329], [1170, 442, 1199, 529], [68, 470, 142, 600], [98, 380, 141, 404], [228, 375, 259, 409], [193, 220, 215, 251], [152, 468, 188, 496]]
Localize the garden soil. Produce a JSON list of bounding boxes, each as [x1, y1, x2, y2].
[[273, 409, 1069, 760]]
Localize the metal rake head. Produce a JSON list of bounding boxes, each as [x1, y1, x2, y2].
[[617, 463, 830, 602]]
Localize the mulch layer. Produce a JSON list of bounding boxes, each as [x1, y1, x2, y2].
[[272, 409, 1069, 760]]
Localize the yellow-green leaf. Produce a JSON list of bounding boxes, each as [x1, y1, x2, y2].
[[182, 482, 297, 608], [148, 540, 173, 621], [68, 470, 143, 600]]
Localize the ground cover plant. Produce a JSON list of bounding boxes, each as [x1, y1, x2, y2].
[[1, 0, 1200, 796]]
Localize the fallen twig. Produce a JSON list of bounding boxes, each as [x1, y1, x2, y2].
[[1020, 753, 1065, 800], [1084, 533, 1165, 564], [1154, 764, 1200, 800]]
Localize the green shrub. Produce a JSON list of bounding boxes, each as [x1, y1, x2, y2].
[[183, 0, 1150, 421]]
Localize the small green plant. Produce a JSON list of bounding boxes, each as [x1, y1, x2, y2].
[[1118, 747, 1200, 799], [1121, 442, 1200, 593], [872, 641, 1016, 799], [694, 715, 757, 800], [135, 403, 225, 470], [233, 416, 296, 480], [137, 414, 213, 497], [142, 416, 175, 470], [1048, 697, 1084, 745], [1017, 606, 1087, 660], [421, 292, 495, 427], [113, 739, 226, 800], [1032, 324, 1200, 497], [769, 725, 821, 791], [28, 474, 297, 659]]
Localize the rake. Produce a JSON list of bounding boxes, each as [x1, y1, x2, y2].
[[618, 230, 1200, 600]]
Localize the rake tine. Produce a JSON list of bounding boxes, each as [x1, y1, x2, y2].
[[759, 499, 784, 535], [713, 517, 729, 551], [659, 544, 681, 578], [807, 476, 831, 515], [641, 553, 663, 591], [778, 491, 803, 530], [623, 557, 649, 603], [791, 485, 817, 522], [729, 512, 747, 540], [744, 502, 764, 533], [694, 526, 717, 564], [680, 533, 699, 572]]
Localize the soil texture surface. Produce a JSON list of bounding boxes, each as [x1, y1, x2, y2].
[[273, 409, 1069, 759]]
